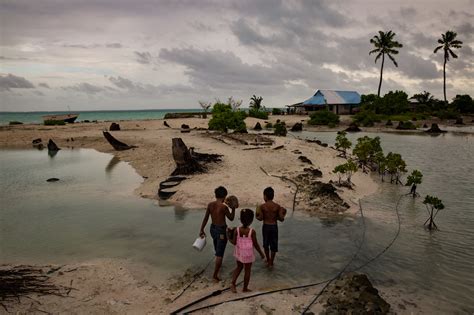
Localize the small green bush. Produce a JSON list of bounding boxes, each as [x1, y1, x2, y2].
[[308, 110, 340, 126], [208, 103, 247, 132], [435, 109, 460, 120], [274, 122, 287, 136], [9, 121, 23, 125], [248, 108, 269, 119], [44, 120, 66, 126], [396, 121, 416, 130], [353, 110, 380, 127], [265, 122, 273, 129], [272, 108, 283, 115]]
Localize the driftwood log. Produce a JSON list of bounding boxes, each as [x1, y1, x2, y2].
[[47, 139, 60, 151], [103, 131, 137, 151]]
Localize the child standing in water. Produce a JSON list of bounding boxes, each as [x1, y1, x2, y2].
[[256, 187, 287, 268], [230, 209, 265, 293], [199, 186, 236, 282]]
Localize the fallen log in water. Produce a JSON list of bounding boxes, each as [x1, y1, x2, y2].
[[102, 131, 137, 151]]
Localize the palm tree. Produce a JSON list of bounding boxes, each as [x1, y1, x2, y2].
[[249, 95, 263, 110], [369, 31, 403, 97], [434, 31, 463, 103]]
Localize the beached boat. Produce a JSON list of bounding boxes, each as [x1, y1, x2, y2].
[[42, 113, 79, 123]]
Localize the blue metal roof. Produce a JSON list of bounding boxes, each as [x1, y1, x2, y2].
[[303, 90, 361, 106]]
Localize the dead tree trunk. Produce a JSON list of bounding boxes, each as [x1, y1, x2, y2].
[[171, 138, 204, 175]]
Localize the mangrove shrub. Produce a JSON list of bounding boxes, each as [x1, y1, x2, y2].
[[406, 170, 423, 197], [423, 195, 445, 230], [335, 131, 352, 157], [352, 136, 383, 169]]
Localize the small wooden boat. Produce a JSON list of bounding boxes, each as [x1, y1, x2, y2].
[[42, 113, 79, 123]]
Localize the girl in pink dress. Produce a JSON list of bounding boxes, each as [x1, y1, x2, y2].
[[229, 209, 265, 293]]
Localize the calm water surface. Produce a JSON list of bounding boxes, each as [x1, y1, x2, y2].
[[1, 131, 473, 313]]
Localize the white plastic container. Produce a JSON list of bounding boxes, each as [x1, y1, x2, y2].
[[192, 236, 206, 251]]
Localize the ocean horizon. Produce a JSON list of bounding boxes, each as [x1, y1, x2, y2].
[[0, 108, 204, 125]]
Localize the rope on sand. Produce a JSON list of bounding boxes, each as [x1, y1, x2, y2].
[[171, 258, 214, 302]]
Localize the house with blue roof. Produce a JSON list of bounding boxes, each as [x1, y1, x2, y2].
[[288, 90, 361, 115]]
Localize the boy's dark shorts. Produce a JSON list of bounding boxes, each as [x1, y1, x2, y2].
[[262, 224, 278, 252], [210, 224, 227, 257]]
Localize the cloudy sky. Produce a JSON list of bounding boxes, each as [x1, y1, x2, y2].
[[1, 0, 473, 111]]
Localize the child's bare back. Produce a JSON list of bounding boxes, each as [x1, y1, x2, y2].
[[208, 200, 230, 225], [259, 200, 286, 224]]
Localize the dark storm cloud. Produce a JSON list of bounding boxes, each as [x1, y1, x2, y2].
[[38, 82, 51, 88], [62, 83, 105, 94], [0, 74, 35, 91], [398, 53, 439, 80], [134, 51, 153, 64], [159, 47, 287, 89], [108, 76, 197, 95]]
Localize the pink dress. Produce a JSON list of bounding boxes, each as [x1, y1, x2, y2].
[[234, 227, 255, 263]]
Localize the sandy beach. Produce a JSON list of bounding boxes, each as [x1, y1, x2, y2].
[[1, 115, 456, 314]]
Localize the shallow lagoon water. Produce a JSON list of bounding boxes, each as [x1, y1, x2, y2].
[[1, 138, 473, 313]]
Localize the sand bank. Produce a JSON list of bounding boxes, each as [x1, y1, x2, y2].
[[0, 115, 377, 214]]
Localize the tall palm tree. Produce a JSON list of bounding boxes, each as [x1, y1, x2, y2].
[[434, 31, 463, 103], [369, 31, 403, 97]]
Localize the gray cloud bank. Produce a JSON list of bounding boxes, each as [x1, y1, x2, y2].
[[1, 0, 473, 110]]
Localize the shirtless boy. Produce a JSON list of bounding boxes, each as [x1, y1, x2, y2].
[[256, 187, 287, 268], [199, 186, 236, 281]]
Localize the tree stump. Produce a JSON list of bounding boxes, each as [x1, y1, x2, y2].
[[290, 122, 303, 131], [109, 122, 120, 131], [171, 138, 204, 175], [426, 123, 446, 133]]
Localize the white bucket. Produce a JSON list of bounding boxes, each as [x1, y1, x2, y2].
[[192, 236, 206, 251]]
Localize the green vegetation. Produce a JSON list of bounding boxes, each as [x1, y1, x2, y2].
[[9, 121, 23, 125], [406, 170, 423, 197], [396, 121, 416, 130], [451, 94, 474, 113], [369, 30, 403, 97], [44, 120, 66, 126], [208, 101, 247, 133], [352, 136, 383, 170], [335, 131, 352, 157], [384, 152, 407, 184], [274, 121, 287, 136], [333, 160, 358, 184], [423, 195, 445, 230], [308, 110, 339, 126], [248, 95, 268, 119], [434, 31, 463, 103], [353, 110, 380, 127], [272, 108, 283, 115], [248, 108, 269, 119], [265, 122, 273, 129]]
